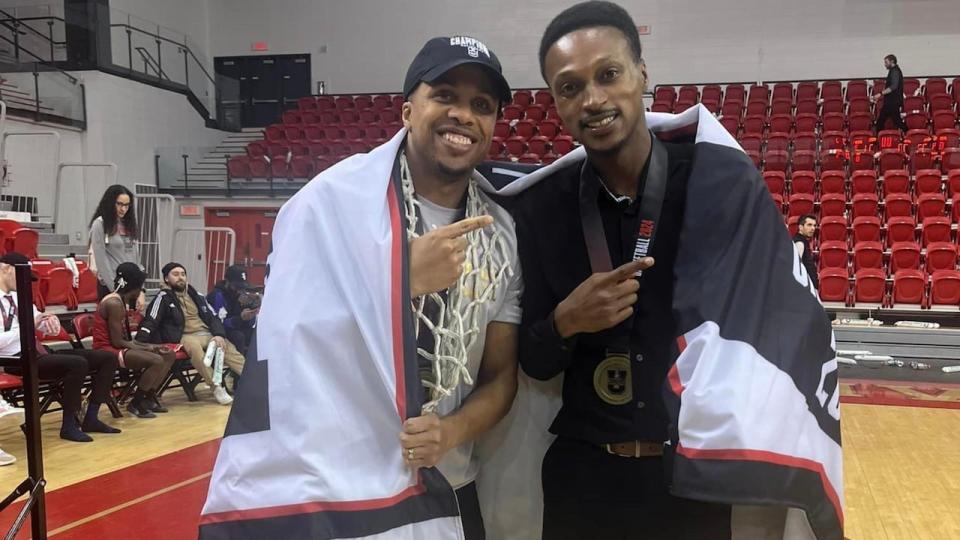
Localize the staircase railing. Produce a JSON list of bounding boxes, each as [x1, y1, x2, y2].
[[135, 46, 169, 81]]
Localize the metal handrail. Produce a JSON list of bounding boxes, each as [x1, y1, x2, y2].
[[135, 46, 169, 81], [108, 22, 216, 87]]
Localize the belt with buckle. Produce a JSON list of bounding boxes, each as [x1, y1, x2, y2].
[[602, 441, 664, 458]]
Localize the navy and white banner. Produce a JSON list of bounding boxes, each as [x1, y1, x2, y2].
[[476, 105, 842, 540], [199, 130, 464, 539]]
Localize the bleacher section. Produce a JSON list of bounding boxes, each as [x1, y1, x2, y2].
[[228, 89, 573, 185], [653, 76, 960, 310]]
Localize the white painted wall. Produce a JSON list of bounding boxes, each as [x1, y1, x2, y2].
[[206, 0, 960, 93], [2, 70, 229, 243]]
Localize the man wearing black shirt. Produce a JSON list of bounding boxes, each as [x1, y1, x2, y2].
[[513, 2, 731, 538], [794, 214, 819, 290], [873, 54, 907, 132]]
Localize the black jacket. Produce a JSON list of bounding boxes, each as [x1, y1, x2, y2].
[[136, 285, 226, 344]]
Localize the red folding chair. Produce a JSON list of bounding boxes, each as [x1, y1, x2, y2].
[[854, 268, 888, 306], [890, 243, 921, 272], [892, 270, 927, 306], [818, 268, 850, 304]]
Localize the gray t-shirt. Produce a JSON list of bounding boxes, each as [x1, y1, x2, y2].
[[90, 216, 140, 287], [415, 190, 523, 489]]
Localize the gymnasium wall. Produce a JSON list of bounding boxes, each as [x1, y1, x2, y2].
[[205, 0, 960, 93], [3, 70, 227, 242]]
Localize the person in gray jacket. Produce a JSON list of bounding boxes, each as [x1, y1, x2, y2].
[[88, 184, 144, 310]]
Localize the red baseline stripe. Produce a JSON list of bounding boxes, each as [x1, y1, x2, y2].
[[676, 444, 844, 527], [199, 484, 426, 525], [387, 183, 407, 421]]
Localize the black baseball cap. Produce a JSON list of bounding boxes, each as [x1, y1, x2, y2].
[[225, 265, 257, 290], [0, 252, 38, 281], [403, 36, 512, 103]]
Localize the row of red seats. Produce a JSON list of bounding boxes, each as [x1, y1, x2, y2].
[[820, 241, 958, 273], [495, 118, 566, 141], [740, 129, 960, 156], [819, 268, 960, 307], [29, 259, 98, 311], [282, 109, 401, 126], [229, 154, 330, 181], [297, 94, 404, 112], [815, 216, 957, 247], [490, 135, 575, 161], [764, 169, 960, 197], [775, 191, 958, 221], [655, 78, 960, 111], [723, 110, 959, 136], [754, 147, 960, 175]]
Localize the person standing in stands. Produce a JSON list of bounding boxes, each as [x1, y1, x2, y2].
[[94, 262, 177, 418], [89, 185, 145, 311], [794, 214, 819, 290], [137, 262, 244, 405], [0, 252, 120, 442], [206, 265, 260, 355], [872, 54, 907, 133]]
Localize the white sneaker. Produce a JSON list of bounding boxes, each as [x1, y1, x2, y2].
[[0, 448, 16, 466], [213, 386, 233, 405], [0, 398, 24, 421]]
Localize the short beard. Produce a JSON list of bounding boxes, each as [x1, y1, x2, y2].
[[170, 283, 187, 292]]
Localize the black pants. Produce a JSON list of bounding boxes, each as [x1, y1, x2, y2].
[[876, 103, 907, 132], [8, 349, 118, 416], [541, 437, 731, 540], [455, 482, 485, 540]]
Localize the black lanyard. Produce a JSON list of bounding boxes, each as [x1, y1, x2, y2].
[[0, 296, 16, 332], [578, 134, 669, 350]]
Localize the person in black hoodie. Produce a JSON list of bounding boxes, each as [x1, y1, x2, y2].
[[206, 265, 259, 355], [873, 54, 907, 132], [137, 262, 244, 405]]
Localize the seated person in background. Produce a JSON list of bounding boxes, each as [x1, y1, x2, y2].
[[94, 262, 177, 419], [137, 262, 244, 405], [206, 265, 259, 355], [0, 252, 120, 442]]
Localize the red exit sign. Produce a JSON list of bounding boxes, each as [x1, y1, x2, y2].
[[251, 41, 269, 52], [637, 25, 651, 35]]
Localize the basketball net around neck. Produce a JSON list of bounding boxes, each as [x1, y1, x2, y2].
[[399, 151, 513, 414]]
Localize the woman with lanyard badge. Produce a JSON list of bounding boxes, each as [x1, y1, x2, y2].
[[89, 185, 145, 310]]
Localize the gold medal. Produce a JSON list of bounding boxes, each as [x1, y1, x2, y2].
[[593, 350, 632, 405]]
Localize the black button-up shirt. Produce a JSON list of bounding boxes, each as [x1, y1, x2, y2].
[[513, 140, 694, 444]]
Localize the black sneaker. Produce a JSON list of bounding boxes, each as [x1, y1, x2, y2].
[[127, 400, 156, 419], [148, 395, 168, 413]]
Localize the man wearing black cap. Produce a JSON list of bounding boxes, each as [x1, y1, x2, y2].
[[200, 36, 521, 540], [137, 262, 244, 405], [393, 36, 523, 539], [0, 252, 120, 442], [207, 265, 259, 355]]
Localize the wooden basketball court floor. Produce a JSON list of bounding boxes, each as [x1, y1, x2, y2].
[[0, 382, 958, 539]]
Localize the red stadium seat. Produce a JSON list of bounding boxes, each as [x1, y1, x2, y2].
[[766, 133, 790, 153], [904, 112, 928, 131], [822, 112, 845, 132], [281, 110, 301, 125], [853, 241, 883, 271], [926, 242, 958, 272], [893, 270, 927, 305], [265, 124, 284, 142], [879, 149, 906, 174], [527, 136, 551, 157], [534, 90, 554, 107], [850, 131, 875, 153], [797, 82, 818, 101], [886, 216, 916, 247], [931, 270, 960, 305], [878, 130, 902, 150], [763, 171, 786, 195], [788, 193, 814, 217], [334, 96, 355, 110], [917, 192, 946, 220], [820, 150, 847, 173], [372, 95, 393, 110], [932, 110, 957, 132], [702, 85, 722, 103], [504, 136, 527, 157], [719, 116, 739, 136], [795, 113, 818, 134], [655, 86, 676, 103], [921, 216, 951, 246], [890, 243, 922, 273], [925, 78, 948, 96], [378, 110, 400, 124], [942, 149, 960, 174], [76, 268, 98, 304], [338, 110, 359, 124], [512, 90, 533, 107], [822, 132, 846, 152], [552, 136, 575, 155], [852, 193, 879, 219], [904, 96, 924, 112], [818, 241, 848, 270], [12, 228, 38, 260], [739, 134, 763, 153], [650, 101, 672, 113], [298, 97, 317, 111], [819, 268, 849, 303], [950, 170, 960, 197], [772, 83, 793, 102], [525, 105, 547, 122], [796, 100, 818, 116], [855, 268, 887, 305], [270, 159, 290, 180], [770, 100, 792, 116], [852, 216, 882, 243], [786, 150, 813, 173], [851, 171, 877, 195], [850, 151, 875, 172], [247, 141, 268, 158], [227, 156, 250, 180], [41, 267, 78, 310], [884, 193, 913, 220], [937, 129, 960, 150], [538, 119, 562, 139], [290, 156, 317, 178], [493, 121, 511, 139], [488, 138, 505, 158], [953, 194, 960, 223], [357, 110, 377, 124], [882, 169, 910, 197], [502, 104, 523, 121], [518, 153, 541, 164], [248, 157, 269, 178], [819, 193, 847, 217], [819, 172, 845, 195], [795, 134, 819, 153], [514, 120, 536, 139], [911, 148, 936, 173], [771, 193, 785, 215], [791, 171, 816, 195], [742, 115, 765, 134], [288, 142, 310, 157], [819, 216, 848, 243], [915, 169, 943, 195]]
